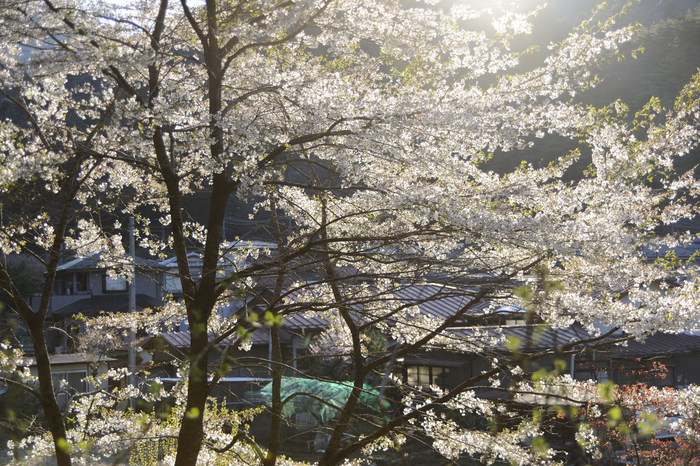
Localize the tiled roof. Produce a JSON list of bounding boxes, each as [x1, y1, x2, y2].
[[391, 284, 498, 322], [449, 324, 594, 349], [22, 353, 116, 366], [445, 324, 700, 358], [158, 241, 279, 269], [282, 310, 330, 331], [238, 283, 514, 333], [612, 332, 700, 357], [138, 328, 287, 350], [136, 318, 700, 361], [135, 281, 700, 359], [57, 251, 160, 271]]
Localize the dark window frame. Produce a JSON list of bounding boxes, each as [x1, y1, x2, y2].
[[53, 272, 90, 295], [405, 365, 451, 389]]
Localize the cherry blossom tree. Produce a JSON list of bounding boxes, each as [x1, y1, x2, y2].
[[1, 0, 700, 465]]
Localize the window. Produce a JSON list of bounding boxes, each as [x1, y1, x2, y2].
[[54, 272, 90, 295], [406, 365, 450, 389], [52, 370, 87, 393], [18, 335, 34, 355], [163, 267, 201, 294], [104, 275, 127, 292], [52, 370, 88, 409], [54, 276, 70, 295], [74, 273, 88, 293], [163, 274, 182, 293]]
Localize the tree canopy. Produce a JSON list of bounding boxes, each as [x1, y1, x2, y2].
[[1, 0, 700, 465]]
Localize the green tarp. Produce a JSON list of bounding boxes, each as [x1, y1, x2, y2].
[[257, 378, 388, 423]]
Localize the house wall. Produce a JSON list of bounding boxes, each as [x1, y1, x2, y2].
[[137, 340, 290, 389], [672, 355, 700, 385], [29, 270, 162, 315], [216, 344, 296, 379], [400, 351, 472, 391], [29, 360, 112, 391], [80, 270, 160, 299], [398, 346, 700, 395], [135, 272, 161, 300]]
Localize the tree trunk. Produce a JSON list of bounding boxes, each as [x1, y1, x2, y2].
[[263, 323, 283, 466], [173, 319, 210, 466], [28, 322, 72, 466]]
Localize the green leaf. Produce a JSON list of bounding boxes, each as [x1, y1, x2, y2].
[[56, 437, 72, 454], [532, 436, 549, 456], [598, 381, 615, 404], [514, 286, 533, 302], [607, 406, 624, 428], [531, 368, 549, 381], [505, 335, 522, 353], [554, 358, 567, 374]]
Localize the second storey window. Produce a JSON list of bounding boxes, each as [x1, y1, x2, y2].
[[163, 274, 182, 293], [104, 275, 127, 292], [54, 272, 89, 295]]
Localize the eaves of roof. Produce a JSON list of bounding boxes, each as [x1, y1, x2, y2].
[[22, 353, 116, 366], [52, 293, 163, 317], [446, 324, 700, 358], [611, 332, 700, 358], [56, 251, 162, 272], [139, 328, 289, 350]]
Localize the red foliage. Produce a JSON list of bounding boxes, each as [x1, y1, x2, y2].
[[577, 360, 700, 465]]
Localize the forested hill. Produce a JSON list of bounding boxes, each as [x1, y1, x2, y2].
[[484, 2, 700, 180], [591, 4, 700, 113]]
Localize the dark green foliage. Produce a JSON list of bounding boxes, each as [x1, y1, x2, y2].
[[0, 378, 44, 454], [0, 259, 44, 356], [0, 259, 44, 316], [592, 5, 700, 112], [485, 5, 700, 178]]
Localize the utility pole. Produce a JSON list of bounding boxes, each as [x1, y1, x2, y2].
[[129, 216, 136, 410]]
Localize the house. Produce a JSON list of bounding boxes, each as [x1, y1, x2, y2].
[[135, 331, 274, 409], [132, 282, 522, 400], [125, 267, 700, 395], [157, 240, 279, 297], [25, 251, 164, 355], [27, 239, 698, 415], [0, 250, 163, 423], [121, 273, 700, 454], [4, 243, 285, 416], [19, 353, 115, 411]]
